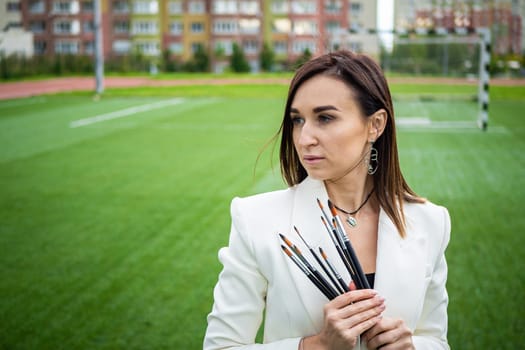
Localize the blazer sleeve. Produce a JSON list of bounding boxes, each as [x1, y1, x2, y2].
[[412, 206, 451, 350], [203, 197, 302, 350]]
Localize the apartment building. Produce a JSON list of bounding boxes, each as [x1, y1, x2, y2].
[[0, 0, 34, 56], [394, 0, 523, 55], [19, 0, 383, 71]]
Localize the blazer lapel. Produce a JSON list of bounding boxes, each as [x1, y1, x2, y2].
[[374, 208, 429, 329]]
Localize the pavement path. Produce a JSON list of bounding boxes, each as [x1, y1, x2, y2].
[[0, 76, 523, 100]]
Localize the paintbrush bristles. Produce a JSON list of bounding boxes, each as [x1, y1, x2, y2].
[[327, 199, 338, 217], [279, 233, 293, 247], [281, 245, 293, 257]]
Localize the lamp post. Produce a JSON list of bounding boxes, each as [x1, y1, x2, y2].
[[94, 0, 104, 95]]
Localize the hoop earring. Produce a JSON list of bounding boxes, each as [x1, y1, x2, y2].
[[367, 141, 378, 175]]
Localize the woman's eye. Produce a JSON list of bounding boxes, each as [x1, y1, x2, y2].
[[318, 114, 333, 123], [291, 116, 304, 125]]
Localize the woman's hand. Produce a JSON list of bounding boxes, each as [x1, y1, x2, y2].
[[362, 317, 414, 350], [303, 289, 385, 350]]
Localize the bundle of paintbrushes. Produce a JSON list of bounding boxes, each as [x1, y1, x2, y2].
[[279, 198, 370, 300]]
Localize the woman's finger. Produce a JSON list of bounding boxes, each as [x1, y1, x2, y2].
[[328, 288, 378, 309]]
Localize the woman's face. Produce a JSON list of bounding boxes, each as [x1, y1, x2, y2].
[[290, 74, 371, 182]]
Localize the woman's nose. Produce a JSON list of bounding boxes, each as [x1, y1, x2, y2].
[[296, 122, 318, 147]]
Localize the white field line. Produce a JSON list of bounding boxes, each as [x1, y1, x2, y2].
[[69, 98, 185, 128], [397, 117, 508, 133]]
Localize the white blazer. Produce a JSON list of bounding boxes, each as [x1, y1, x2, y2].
[[204, 177, 450, 350]]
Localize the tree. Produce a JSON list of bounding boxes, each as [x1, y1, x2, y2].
[[230, 43, 251, 73], [293, 48, 312, 69], [184, 44, 210, 72], [259, 42, 275, 72]]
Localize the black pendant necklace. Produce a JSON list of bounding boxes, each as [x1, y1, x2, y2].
[[333, 188, 374, 227]]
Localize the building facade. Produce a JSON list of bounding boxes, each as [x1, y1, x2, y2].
[[0, 0, 34, 56], [394, 0, 523, 55], [18, 0, 383, 71]]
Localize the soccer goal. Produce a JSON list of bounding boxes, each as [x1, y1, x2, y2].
[[382, 28, 491, 131]]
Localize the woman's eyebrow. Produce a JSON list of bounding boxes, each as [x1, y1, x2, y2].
[[313, 105, 340, 113], [290, 105, 340, 114]]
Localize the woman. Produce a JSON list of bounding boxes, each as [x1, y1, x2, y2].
[[204, 50, 450, 350]]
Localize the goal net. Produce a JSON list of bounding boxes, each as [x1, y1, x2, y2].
[[381, 30, 490, 131]]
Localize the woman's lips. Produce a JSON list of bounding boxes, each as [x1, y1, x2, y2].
[[303, 155, 324, 164]]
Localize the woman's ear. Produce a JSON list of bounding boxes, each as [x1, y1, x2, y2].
[[368, 109, 387, 142]]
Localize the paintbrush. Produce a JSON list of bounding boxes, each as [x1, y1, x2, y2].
[[280, 245, 335, 300], [294, 226, 345, 295], [319, 247, 350, 293], [279, 233, 338, 299], [327, 200, 370, 290]]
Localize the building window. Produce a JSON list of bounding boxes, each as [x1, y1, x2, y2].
[[188, 0, 205, 14], [113, 20, 129, 34], [55, 40, 80, 54], [113, 0, 129, 13], [291, 0, 316, 14], [29, 0, 45, 13], [169, 42, 183, 54], [169, 21, 183, 35], [349, 41, 362, 52], [350, 2, 361, 15], [239, 0, 258, 14], [6, 2, 21, 11], [292, 40, 316, 54], [191, 42, 203, 54], [325, 21, 341, 34], [168, 0, 182, 14], [53, 1, 79, 14], [34, 41, 47, 54], [239, 19, 260, 34], [273, 40, 287, 54], [350, 21, 362, 32], [113, 39, 131, 54], [215, 40, 233, 55], [271, 0, 288, 14], [191, 22, 204, 33], [54, 20, 78, 34], [132, 20, 158, 34], [212, 0, 236, 14], [30, 21, 46, 33], [133, 1, 158, 14], [243, 40, 258, 54], [84, 41, 94, 54], [293, 20, 318, 35], [272, 18, 291, 33], [324, 0, 342, 14], [81, 1, 94, 12], [83, 20, 95, 33], [135, 41, 160, 56], [213, 20, 238, 35]]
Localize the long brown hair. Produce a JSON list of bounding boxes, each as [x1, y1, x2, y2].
[[279, 50, 424, 238]]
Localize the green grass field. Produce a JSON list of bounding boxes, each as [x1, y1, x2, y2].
[[1, 81, 524, 349]]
